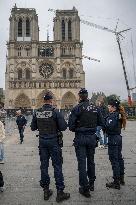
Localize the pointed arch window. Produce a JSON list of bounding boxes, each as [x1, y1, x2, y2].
[[18, 47, 22, 56], [26, 18, 30, 37], [62, 47, 66, 55], [69, 68, 74, 78], [18, 69, 22, 80], [62, 20, 65, 41], [18, 18, 22, 37], [63, 68, 66, 79], [26, 69, 30, 80], [68, 20, 72, 41]]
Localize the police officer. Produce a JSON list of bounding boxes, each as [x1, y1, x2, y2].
[[68, 88, 104, 198], [30, 93, 70, 202], [105, 99, 125, 190]]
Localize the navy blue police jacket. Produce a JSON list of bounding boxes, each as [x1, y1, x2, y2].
[[31, 104, 67, 137], [68, 100, 104, 134], [16, 115, 27, 128], [105, 111, 121, 135]]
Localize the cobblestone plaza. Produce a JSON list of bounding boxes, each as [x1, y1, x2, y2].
[[0, 118, 136, 205]]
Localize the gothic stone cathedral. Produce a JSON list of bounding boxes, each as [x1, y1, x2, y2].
[[5, 5, 85, 110]]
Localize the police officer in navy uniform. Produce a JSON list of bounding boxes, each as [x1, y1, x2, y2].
[[105, 99, 125, 190], [31, 93, 70, 202], [68, 88, 104, 198]]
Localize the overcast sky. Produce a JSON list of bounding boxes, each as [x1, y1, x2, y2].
[[0, 0, 136, 100]]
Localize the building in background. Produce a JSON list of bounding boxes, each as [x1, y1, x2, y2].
[[5, 4, 85, 110], [0, 88, 4, 107]]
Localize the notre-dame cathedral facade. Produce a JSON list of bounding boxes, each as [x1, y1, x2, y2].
[[5, 5, 85, 110]]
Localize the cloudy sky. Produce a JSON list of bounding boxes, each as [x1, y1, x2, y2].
[[0, 0, 136, 100]]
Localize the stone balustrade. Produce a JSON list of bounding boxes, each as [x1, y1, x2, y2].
[[9, 79, 81, 89]]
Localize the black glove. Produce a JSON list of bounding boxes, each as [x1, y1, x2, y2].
[[96, 136, 99, 147], [102, 127, 106, 134]]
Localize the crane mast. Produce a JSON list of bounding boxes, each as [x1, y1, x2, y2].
[[116, 35, 132, 105], [81, 19, 132, 105]]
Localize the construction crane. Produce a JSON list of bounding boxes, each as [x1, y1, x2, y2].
[[48, 8, 133, 105], [81, 18, 132, 105]]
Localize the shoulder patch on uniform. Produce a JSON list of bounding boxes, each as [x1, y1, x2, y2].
[[108, 119, 112, 123]]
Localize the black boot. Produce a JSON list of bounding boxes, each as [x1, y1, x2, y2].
[[89, 182, 94, 191], [43, 188, 53, 200], [79, 187, 91, 198], [106, 179, 120, 190], [120, 175, 125, 185], [56, 190, 70, 203], [20, 139, 22, 144]]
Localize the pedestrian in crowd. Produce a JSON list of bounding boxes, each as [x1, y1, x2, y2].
[[16, 110, 27, 144], [104, 99, 125, 190], [0, 118, 5, 192], [96, 101, 108, 148], [68, 88, 104, 198], [0, 171, 4, 192], [0, 118, 5, 164], [30, 92, 70, 203]]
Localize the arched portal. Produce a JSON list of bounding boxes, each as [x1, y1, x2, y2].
[[14, 93, 31, 108], [36, 90, 56, 108], [61, 92, 77, 109]]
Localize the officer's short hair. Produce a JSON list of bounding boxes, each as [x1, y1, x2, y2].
[[44, 92, 53, 100]]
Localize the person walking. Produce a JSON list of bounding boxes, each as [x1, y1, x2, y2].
[[68, 88, 104, 198], [30, 92, 70, 203], [16, 110, 27, 144], [105, 99, 125, 190], [0, 118, 5, 164], [0, 118, 5, 192], [0, 171, 4, 192]]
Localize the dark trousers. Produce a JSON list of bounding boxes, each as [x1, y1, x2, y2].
[[0, 171, 4, 187], [108, 134, 124, 179], [74, 134, 96, 188], [18, 127, 24, 142], [39, 137, 65, 191]]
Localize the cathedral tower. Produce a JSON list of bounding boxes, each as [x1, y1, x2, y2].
[[5, 5, 85, 110]]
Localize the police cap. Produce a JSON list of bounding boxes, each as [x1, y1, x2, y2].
[[108, 99, 120, 108], [78, 88, 88, 95], [44, 92, 53, 100]]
